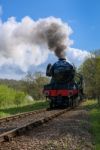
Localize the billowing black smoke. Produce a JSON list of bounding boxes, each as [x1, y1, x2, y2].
[[33, 18, 73, 58], [44, 23, 66, 58]]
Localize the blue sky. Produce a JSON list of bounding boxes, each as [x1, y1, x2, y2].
[[1, 0, 100, 50], [0, 0, 100, 79]]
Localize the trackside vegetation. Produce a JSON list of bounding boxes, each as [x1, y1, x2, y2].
[[83, 100, 100, 150], [0, 100, 48, 117], [0, 84, 48, 117], [0, 84, 27, 108], [0, 72, 49, 101], [79, 52, 100, 100]]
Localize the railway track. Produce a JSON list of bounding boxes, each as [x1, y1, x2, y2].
[[0, 108, 46, 124], [0, 109, 46, 124], [0, 108, 47, 135], [0, 107, 71, 143]]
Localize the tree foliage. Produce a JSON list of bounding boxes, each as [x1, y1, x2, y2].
[[0, 85, 26, 108], [0, 72, 50, 101], [79, 50, 100, 98], [23, 72, 50, 100]]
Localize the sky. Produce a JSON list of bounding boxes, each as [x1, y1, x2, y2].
[[0, 0, 100, 79]]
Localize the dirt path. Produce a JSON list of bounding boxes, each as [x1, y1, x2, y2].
[[0, 105, 94, 150]]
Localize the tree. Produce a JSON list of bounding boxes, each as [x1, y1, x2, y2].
[[23, 72, 50, 100], [79, 50, 100, 99]]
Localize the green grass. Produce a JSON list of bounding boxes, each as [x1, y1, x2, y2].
[[83, 100, 100, 150], [0, 100, 49, 118]]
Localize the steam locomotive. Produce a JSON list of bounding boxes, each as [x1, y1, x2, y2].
[[43, 58, 83, 108]]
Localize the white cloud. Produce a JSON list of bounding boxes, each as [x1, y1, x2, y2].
[[66, 47, 90, 67], [0, 47, 90, 80], [0, 16, 73, 72], [0, 16, 91, 79]]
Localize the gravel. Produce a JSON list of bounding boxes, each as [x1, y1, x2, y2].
[[0, 109, 61, 134], [0, 106, 94, 150]]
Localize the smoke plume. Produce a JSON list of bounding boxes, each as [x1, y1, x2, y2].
[[33, 19, 73, 58], [0, 16, 73, 71]]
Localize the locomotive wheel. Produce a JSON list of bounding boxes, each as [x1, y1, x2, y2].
[[70, 97, 73, 107], [73, 98, 78, 107], [50, 100, 54, 109], [76, 98, 79, 106], [72, 97, 74, 107], [68, 100, 70, 107], [74, 98, 77, 107]]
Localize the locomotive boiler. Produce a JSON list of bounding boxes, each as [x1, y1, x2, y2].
[[43, 58, 83, 108]]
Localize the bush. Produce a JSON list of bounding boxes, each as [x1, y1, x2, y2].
[[14, 91, 26, 106], [0, 84, 26, 108]]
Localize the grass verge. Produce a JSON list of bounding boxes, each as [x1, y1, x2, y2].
[[83, 99, 100, 150], [0, 100, 49, 118]]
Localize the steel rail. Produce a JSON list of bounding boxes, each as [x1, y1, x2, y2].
[[0, 108, 46, 124], [0, 108, 71, 143]]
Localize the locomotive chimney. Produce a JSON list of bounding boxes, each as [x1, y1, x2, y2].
[[59, 58, 66, 61]]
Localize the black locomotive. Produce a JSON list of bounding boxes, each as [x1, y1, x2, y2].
[[43, 58, 83, 108]]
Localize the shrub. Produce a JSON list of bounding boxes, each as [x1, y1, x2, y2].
[[0, 84, 26, 108]]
